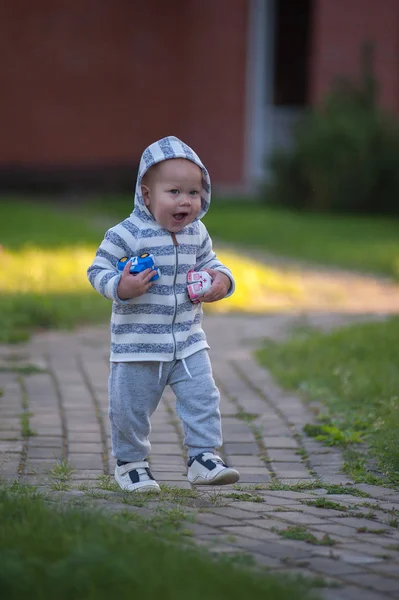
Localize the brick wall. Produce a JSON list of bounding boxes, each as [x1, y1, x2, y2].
[[310, 0, 399, 115], [0, 0, 248, 187]]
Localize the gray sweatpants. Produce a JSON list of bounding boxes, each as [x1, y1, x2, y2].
[[108, 349, 222, 462]]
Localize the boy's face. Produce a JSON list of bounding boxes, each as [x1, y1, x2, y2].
[[141, 159, 203, 232]]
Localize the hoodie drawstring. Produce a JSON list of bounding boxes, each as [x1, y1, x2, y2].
[[182, 358, 193, 379], [158, 359, 192, 383]]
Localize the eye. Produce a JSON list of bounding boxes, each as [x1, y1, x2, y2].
[[169, 189, 179, 195], [189, 190, 199, 197]]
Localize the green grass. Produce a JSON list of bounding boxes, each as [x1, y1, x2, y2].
[[0, 486, 317, 600], [2, 196, 399, 344], [267, 480, 371, 497], [84, 197, 399, 278], [0, 199, 102, 249], [203, 201, 399, 278], [257, 317, 399, 487], [300, 498, 349, 512], [356, 527, 388, 534], [0, 291, 110, 344], [0, 200, 110, 343], [275, 526, 336, 546]]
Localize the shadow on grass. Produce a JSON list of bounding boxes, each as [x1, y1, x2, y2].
[[0, 486, 317, 600]]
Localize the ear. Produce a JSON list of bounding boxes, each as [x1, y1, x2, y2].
[[141, 184, 150, 206]]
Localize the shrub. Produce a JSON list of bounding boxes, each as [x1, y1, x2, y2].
[[265, 44, 399, 215]]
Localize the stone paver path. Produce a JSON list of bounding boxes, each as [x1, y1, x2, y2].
[[1, 312, 399, 600]]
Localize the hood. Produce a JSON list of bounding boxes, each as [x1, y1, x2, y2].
[[132, 136, 211, 223]]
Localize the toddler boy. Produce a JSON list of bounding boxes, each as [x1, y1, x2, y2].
[[87, 136, 240, 492]]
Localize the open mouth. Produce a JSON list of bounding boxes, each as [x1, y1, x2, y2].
[[173, 213, 188, 222]]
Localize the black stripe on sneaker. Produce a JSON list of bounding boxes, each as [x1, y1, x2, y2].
[[128, 469, 140, 484], [190, 453, 227, 471]]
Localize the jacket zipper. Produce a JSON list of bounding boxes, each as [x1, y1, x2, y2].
[[170, 232, 179, 359]]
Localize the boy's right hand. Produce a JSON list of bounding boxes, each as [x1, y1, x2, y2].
[[117, 261, 157, 300]]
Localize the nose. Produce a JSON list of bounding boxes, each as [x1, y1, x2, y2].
[[179, 195, 191, 206]]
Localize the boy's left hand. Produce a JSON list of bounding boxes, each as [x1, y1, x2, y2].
[[201, 269, 231, 303]]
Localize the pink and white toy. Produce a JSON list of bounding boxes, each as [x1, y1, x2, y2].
[[187, 270, 213, 303]]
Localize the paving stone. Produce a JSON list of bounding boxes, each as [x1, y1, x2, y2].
[[0, 440, 23, 452], [222, 525, 280, 541], [151, 472, 187, 482], [279, 477, 316, 484], [25, 458, 60, 473], [68, 432, 102, 443], [263, 437, 299, 449], [263, 490, 317, 500], [19, 474, 52, 485], [250, 517, 294, 532], [274, 511, 328, 526], [311, 523, 361, 538], [305, 556, 367, 577], [68, 454, 104, 470], [3, 316, 399, 591], [187, 523, 221, 536], [272, 464, 311, 478], [0, 431, 22, 440], [0, 418, 20, 431], [32, 426, 63, 436], [222, 431, 257, 443], [229, 501, 274, 513], [222, 442, 260, 454], [329, 586, 390, 600], [319, 475, 355, 485], [369, 562, 399, 577], [267, 449, 304, 462], [149, 461, 186, 470], [298, 505, 348, 519], [240, 539, 313, 561], [382, 493, 399, 503], [331, 517, 392, 531], [237, 474, 272, 483], [27, 446, 63, 459], [150, 446, 184, 456], [209, 507, 263, 520], [340, 572, 399, 593], [354, 484, 397, 499], [195, 513, 246, 528], [68, 442, 104, 453], [71, 469, 105, 480], [64, 422, 101, 434], [224, 454, 265, 468], [331, 551, 384, 566], [0, 459, 20, 475], [29, 436, 63, 447]]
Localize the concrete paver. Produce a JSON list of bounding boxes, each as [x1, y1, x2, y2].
[[1, 309, 399, 599]]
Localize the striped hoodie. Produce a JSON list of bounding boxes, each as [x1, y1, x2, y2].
[[87, 136, 235, 363]]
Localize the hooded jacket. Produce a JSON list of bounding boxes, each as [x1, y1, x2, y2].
[[87, 136, 235, 363]]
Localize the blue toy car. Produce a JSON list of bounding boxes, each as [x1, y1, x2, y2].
[[117, 253, 161, 281]]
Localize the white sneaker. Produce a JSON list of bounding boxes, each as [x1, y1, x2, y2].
[[114, 460, 161, 493], [187, 452, 240, 485]]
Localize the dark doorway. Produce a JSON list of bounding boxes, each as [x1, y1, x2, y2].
[[273, 0, 313, 106]]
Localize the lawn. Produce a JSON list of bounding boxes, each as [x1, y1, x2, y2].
[[256, 317, 399, 488], [1, 196, 399, 342], [0, 199, 303, 342], [94, 196, 399, 278], [0, 486, 316, 600], [204, 201, 399, 279]]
